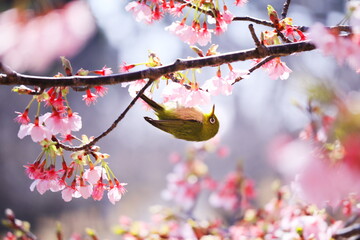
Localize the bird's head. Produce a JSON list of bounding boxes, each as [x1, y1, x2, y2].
[[202, 105, 219, 140]]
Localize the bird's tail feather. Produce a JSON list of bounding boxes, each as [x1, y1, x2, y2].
[[140, 94, 164, 112]]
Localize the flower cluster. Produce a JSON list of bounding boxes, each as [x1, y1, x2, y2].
[[161, 138, 255, 215], [253, 5, 307, 80], [111, 186, 348, 240], [309, 22, 360, 73], [23, 137, 127, 204], [270, 85, 360, 207], [0, 1, 95, 73], [121, 53, 249, 108], [125, 0, 245, 46], [13, 63, 127, 204]]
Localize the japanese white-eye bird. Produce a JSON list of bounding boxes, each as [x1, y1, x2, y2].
[[140, 94, 219, 141]]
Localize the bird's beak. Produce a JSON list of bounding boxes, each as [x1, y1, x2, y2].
[[211, 105, 215, 116]]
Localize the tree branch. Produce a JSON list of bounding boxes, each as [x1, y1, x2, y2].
[[0, 41, 316, 88], [55, 78, 155, 152], [281, 0, 292, 19], [333, 223, 360, 239]]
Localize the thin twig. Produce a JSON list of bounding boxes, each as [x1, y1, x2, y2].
[[276, 29, 292, 43], [281, 0, 292, 19], [248, 24, 268, 56], [297, 25, 352, 33], [4, 209, 37, 240], [0, 41, 317, 88], [232, 56, 277, 84], [55, 78, 155, 152], [233, 16, 274, 27], [248, 24, 262, 48]]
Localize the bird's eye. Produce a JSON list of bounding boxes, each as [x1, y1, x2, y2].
[[209, 117, 216, 124]]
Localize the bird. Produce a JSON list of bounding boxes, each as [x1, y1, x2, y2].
[[140, 94, 219, 141]]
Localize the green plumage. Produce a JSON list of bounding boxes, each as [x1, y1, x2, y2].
[[140, 94, 219, 141]]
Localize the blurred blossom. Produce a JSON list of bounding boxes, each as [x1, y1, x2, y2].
[[0, 1, 96, 73], [270, 134, 360, 207]]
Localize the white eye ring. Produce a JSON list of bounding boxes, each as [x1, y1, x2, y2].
[[209, 117, 216, 124]]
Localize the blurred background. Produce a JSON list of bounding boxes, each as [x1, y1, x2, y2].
[[0, 0, 359, 238]]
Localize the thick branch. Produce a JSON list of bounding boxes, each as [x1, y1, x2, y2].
[[0, 41, 316, 88]]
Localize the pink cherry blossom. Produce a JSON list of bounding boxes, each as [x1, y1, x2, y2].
[[162, 82, 211, 107], [225, 69, 250, 84], [197, 23, 212, 46], [202, 75, 233, 96], [234, 0, 248, 6], [309, 23, 360, 72], [108, 182, 127, 204], [119, 62, 136, 72], [94, 85, 108, 97], [182, 88, 211, 107], [214, 17, 229, 35], [161, 162, 201, 211], [261, 57, 292, 80], [209, 172, 244, 211], [0, 1, 95, 73], [271, 136, 360, 207], [83, 166, 104, 184], [77, 184, 93, 199], [24, 162, 43, 180], [62, 186, 77, 202], [167, 3, 187, 17], [67, 111, 82, 133], [82, 89, 98, 105], [122, 79, 148, 98], [14, 109, 30, 124], [162, 82, 188, 103], [222, 7, 234, 24], [125, 1, 153, 24], [165, 20, 200, 45], [92, 66, 113, 76], [18, 121, 52, 142], [92, 181, 106, 201], [42, 111, 68, 135]]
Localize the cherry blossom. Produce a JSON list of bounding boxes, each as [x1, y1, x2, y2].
[[260, 57, 292, 80], [202, 75, 233, 96], [42, 112, 68, 135], [92, 66, 113, 76], [122, 79, 149, 98], [125, 1, 153, 24], [82, 89, 98, 105], [83, 166, 105, 184], [108, 181, 127, 204], [61, 186, 77, 202], [18, 119, 52, 142], [234, 0, 248, 6], [0, 1, 95, 73], [94, 86, 108, 97], [66, 111, 82, 133], [92, 181, 106, 201], [309, 22, 360, 72], [14, 109, 30, 124]]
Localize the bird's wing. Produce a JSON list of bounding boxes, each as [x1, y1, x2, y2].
[[144, 116, 203, 139], [144, 117, 201, 130]]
